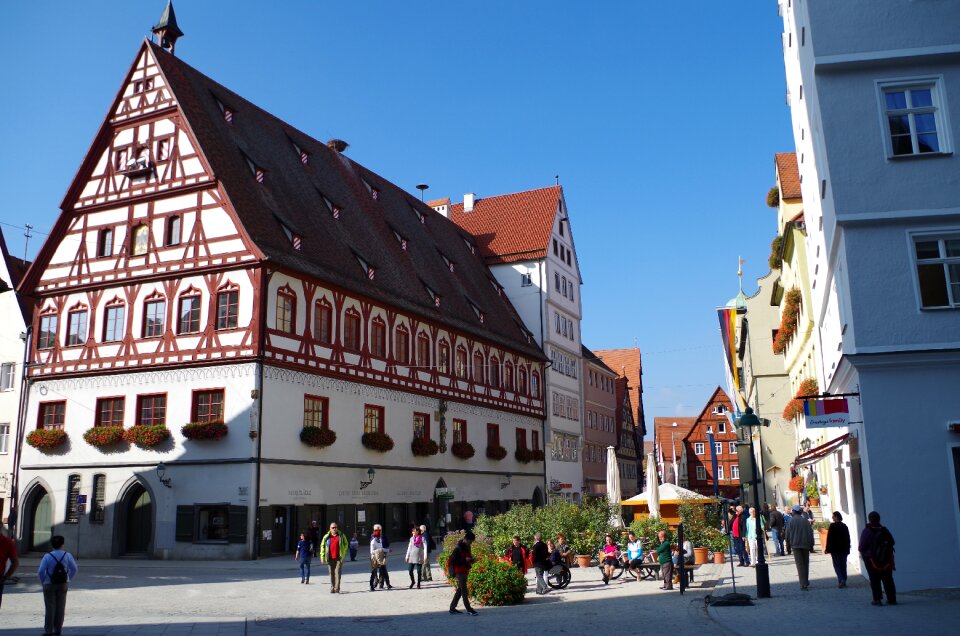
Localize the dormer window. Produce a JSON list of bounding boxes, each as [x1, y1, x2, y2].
[[319, 194, 342, 220], [462, 237, 475, 254], [362, 179, 379, 200], [393, 231, 408, 251], [355, 254, 375, 280], [424, 284, 440, 307], [411, 206, 425, 224], [440, 253, 455, 272], [279, 223, 301, 250], [215, 97, 234, 124], [467, 299, 483, 322], [291, 140, 309, 165], [243, 154, 264, 183]]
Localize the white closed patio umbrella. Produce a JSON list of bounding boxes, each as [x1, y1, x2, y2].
[[646, 451, 660, 519], [606, 446, 623, 528]]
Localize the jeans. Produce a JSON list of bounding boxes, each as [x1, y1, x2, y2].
[[349, 547, 358, 561], [831, 553, 848, 585], [865, 562, 896, 603], [793, 548, 811, 588], [42, 583, 68, 635], [298, 558, 311, 582], [772, 528, 784, 555], [734, 537, 749, 565], [328, 557, 342, 591], [534, 565, 547, 594], [660, 562, 674, 589], [450, 572, 472, 611], [407, 562, 422, 585], [421, 554, 433, 581]]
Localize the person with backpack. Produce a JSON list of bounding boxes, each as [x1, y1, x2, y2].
[[825, 511, 851, 588], [858, 510, 897, 606], [37, 535, 78, 636], [447, 530, 478, 616]]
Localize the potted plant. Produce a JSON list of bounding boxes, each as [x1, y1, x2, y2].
[[123, 424, 171, 448], [814, 520, 831, 553], [300, 426, 336, 448], [26, 428, 68, 451], [411, 436, 439, 457], [789, 475, 804, 495], [532, 449, 545, 461], [182, 421, 229, 441], [707, 531, 730, 563], [486, 444, 507, 460], [83, 425, 125, 448], [362, 431, 394, 452], [805, 479, 820, 506], [570, 530, 598, 568], [514, 447, 533, 463], [451, 441, 475, 459]]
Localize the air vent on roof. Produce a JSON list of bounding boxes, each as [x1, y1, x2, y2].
[[462, 237, 475, 255], [319, 193, 341, 220], [355, 253, 376, 280], [411, 206, 425, 224], [393, 230, 408, 251], [440, 253, 455, 273], [327, 139, 349, 153], [466, 298, 485, 323], [423, 283, 441, 308], [214, 96, 234, 124], [291, 140, 309, 165], [242, 153, 265, 183], [490, 279, 503, 296]]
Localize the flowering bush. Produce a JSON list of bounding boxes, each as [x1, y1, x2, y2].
[[300, 426, 337, 447], [467, 556, 527, 606], [532, 449, 545, 462], [486, 444, 507, 460], [26, 428, 67, 450], [436, 530, 496, 585], [83, 426, 125, 448], [411, 437, 439, 456], [451, 441, 475, 459], [789, 475, 805, 493], [514, 447, 533, 463], [782, 378, 818, 421], [773, 288, 803, 354], [362, 431, 394, 452], [182, 421, 229, 441], [123, 424, 171, 448]]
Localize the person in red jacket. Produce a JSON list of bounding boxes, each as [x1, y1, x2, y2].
[[505, 535, 528, 574], [448, 531, 478, 616]]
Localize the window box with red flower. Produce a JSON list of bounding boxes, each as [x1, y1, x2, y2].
[[486, 444, 507, 461], [182, 421, 229, 441], [362, 431, 394, 452], [514, 447, 534, 463], [83, 426, 125, 448], [123, 424, 171, 448], [451, 441, 475, 459], [26, 428, 68, 451], [300, 426, 337, 448], [532, 449, 545, 462], [782, 378, 818, 421], [411, 437, 439, 456]]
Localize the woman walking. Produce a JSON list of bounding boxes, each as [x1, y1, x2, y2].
[[295, 531, 312, 584], [746, 507, 765, 567], [405, 526, 426, 588], [825, 511, 851, 588]]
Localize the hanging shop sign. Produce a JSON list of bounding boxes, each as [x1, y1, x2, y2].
[[803, 398, 850, 428]]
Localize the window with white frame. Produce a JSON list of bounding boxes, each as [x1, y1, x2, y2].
[[696, 465, 706, 481], [914, 235, 960, 308], [694, 442, 705, 455], [717, 465, 725, 480], [1, 363, 14, 391], [880, 80, 947, 157], [729, 441, 737, 454], [715, 442, 723, 455], [731, 465, 740, 480], [0, 423, 9, 453]]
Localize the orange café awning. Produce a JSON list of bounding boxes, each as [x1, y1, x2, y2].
[[792, 434, 850, 468]]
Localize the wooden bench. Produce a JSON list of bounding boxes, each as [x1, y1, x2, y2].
[[632, 562, 702, 582]]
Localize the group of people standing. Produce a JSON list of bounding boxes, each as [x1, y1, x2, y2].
[[728, 503, 897, 606]]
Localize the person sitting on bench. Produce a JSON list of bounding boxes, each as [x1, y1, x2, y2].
[[623, 531, 645, 582]]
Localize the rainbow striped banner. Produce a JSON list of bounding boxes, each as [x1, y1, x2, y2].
[[717, 308, 745, 410], [803, 398, 850, 428]]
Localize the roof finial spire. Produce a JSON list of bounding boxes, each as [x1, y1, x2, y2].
[[152, 0, 184, 55], [738, 256, 744, 292]]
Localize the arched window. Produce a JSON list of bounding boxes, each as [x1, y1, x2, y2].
[[370, 317, 386, 357], [314, 298, 333, 344], [395, 325, 410, 363], [102, 299, 125, 342], [489, 357, 500, 388], [531, 371, 541, 399], [417, 332, 431, 369], [343, 309, 361, 351], [438, 340, 450, 374], [216, 284, 239, 331], [65, 474, 81, 524], [518, 366, 528, 395], [504, 362, 514, 391], [142, 292, 166, 338], [276, 286, 296, 334], [455, 346, 468, 379], [472, 351, 485, 384]]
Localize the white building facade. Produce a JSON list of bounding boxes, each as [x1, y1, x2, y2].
[[780, 0, 960, 590]]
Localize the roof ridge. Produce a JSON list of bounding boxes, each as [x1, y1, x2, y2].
[[448, 184, 561, 208]]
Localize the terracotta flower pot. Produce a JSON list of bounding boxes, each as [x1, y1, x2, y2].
[[713, 551, 726, 564], [576, 554, 592, 569], [693, 547, 709, 564], [819, 528, 830, 554]]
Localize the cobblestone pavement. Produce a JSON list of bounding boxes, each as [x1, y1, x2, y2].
[[0, 556, 725, 635]]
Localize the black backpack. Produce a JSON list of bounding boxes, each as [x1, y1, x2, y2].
[[49, 552, 68, 585], [869, 527, 895, 571]]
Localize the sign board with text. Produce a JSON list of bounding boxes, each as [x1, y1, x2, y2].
[[803, 398, 850, 428]]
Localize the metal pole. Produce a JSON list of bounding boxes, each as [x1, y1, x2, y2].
[[750, 434, 770, 598]]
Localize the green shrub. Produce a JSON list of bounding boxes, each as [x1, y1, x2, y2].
[[769, 234, 783, 270], [436, 531, 495, 585], [467, 556, 527, 606], [629, 516, 671, 547], [766, 185, 779, 208]]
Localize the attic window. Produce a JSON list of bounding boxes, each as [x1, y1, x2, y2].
[[440, 254, 455, 273], [292, 141, 309, 165], [467, 299, 484, 323], [355, 254, 376, 280], [462, 237, 476, 255], [244, 155, 265, 183], [133, 78, 154, 94], [320, 194, 342, 220], [424, 284, 440, 307], [490, 279, 503, 296], [393, 231, 408, 251], [215, 97, 234, 124], [279, 224, 302, 250], [362, 180, 379, 201], [411, 206, 425, 224]]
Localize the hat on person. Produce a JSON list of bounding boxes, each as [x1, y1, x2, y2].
[[792, 505, 803, 513]]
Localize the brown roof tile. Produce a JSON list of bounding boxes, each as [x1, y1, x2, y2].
[[774, 152, 802, 200], [653, 417, 698, 459], [448, 187, 561, 265]]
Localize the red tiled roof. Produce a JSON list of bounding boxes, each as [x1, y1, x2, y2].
[[426, 198, 450, 207], [653, 417, 697, 459], [448, 186, 561, 265], [594, 348, 641, 383], [774, 152, 802, 200]]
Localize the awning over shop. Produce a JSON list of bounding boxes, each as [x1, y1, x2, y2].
[[792, 433, 850, 468]]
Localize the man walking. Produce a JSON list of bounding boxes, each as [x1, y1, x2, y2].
[[531, 533, 550, 595], [784, 504, 814, 590], [732, 506, 749, 566], [38, 535, 78, 636], [859, 511, 896, 606], [448, 530, 478, 616], [320, 522, 348, 593], [768, 505, 785, 556]]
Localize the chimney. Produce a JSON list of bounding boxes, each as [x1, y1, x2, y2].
[[464, 193, 476, 213]]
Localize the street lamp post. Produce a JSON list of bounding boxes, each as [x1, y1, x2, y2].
[[736, 406, 770, 599]]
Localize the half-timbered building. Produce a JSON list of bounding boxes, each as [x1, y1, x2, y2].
[[15, 8, 546, 558]]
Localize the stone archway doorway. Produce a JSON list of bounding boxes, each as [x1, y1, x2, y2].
[[119, 483, 153, 556], [24, 485, 53, 552]]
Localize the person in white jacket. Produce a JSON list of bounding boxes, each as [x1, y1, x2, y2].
[[369, 525, 391, 591], [405, 526, 426, 588]]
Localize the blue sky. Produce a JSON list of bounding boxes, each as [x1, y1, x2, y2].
[[0, 2, 793, 433]]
